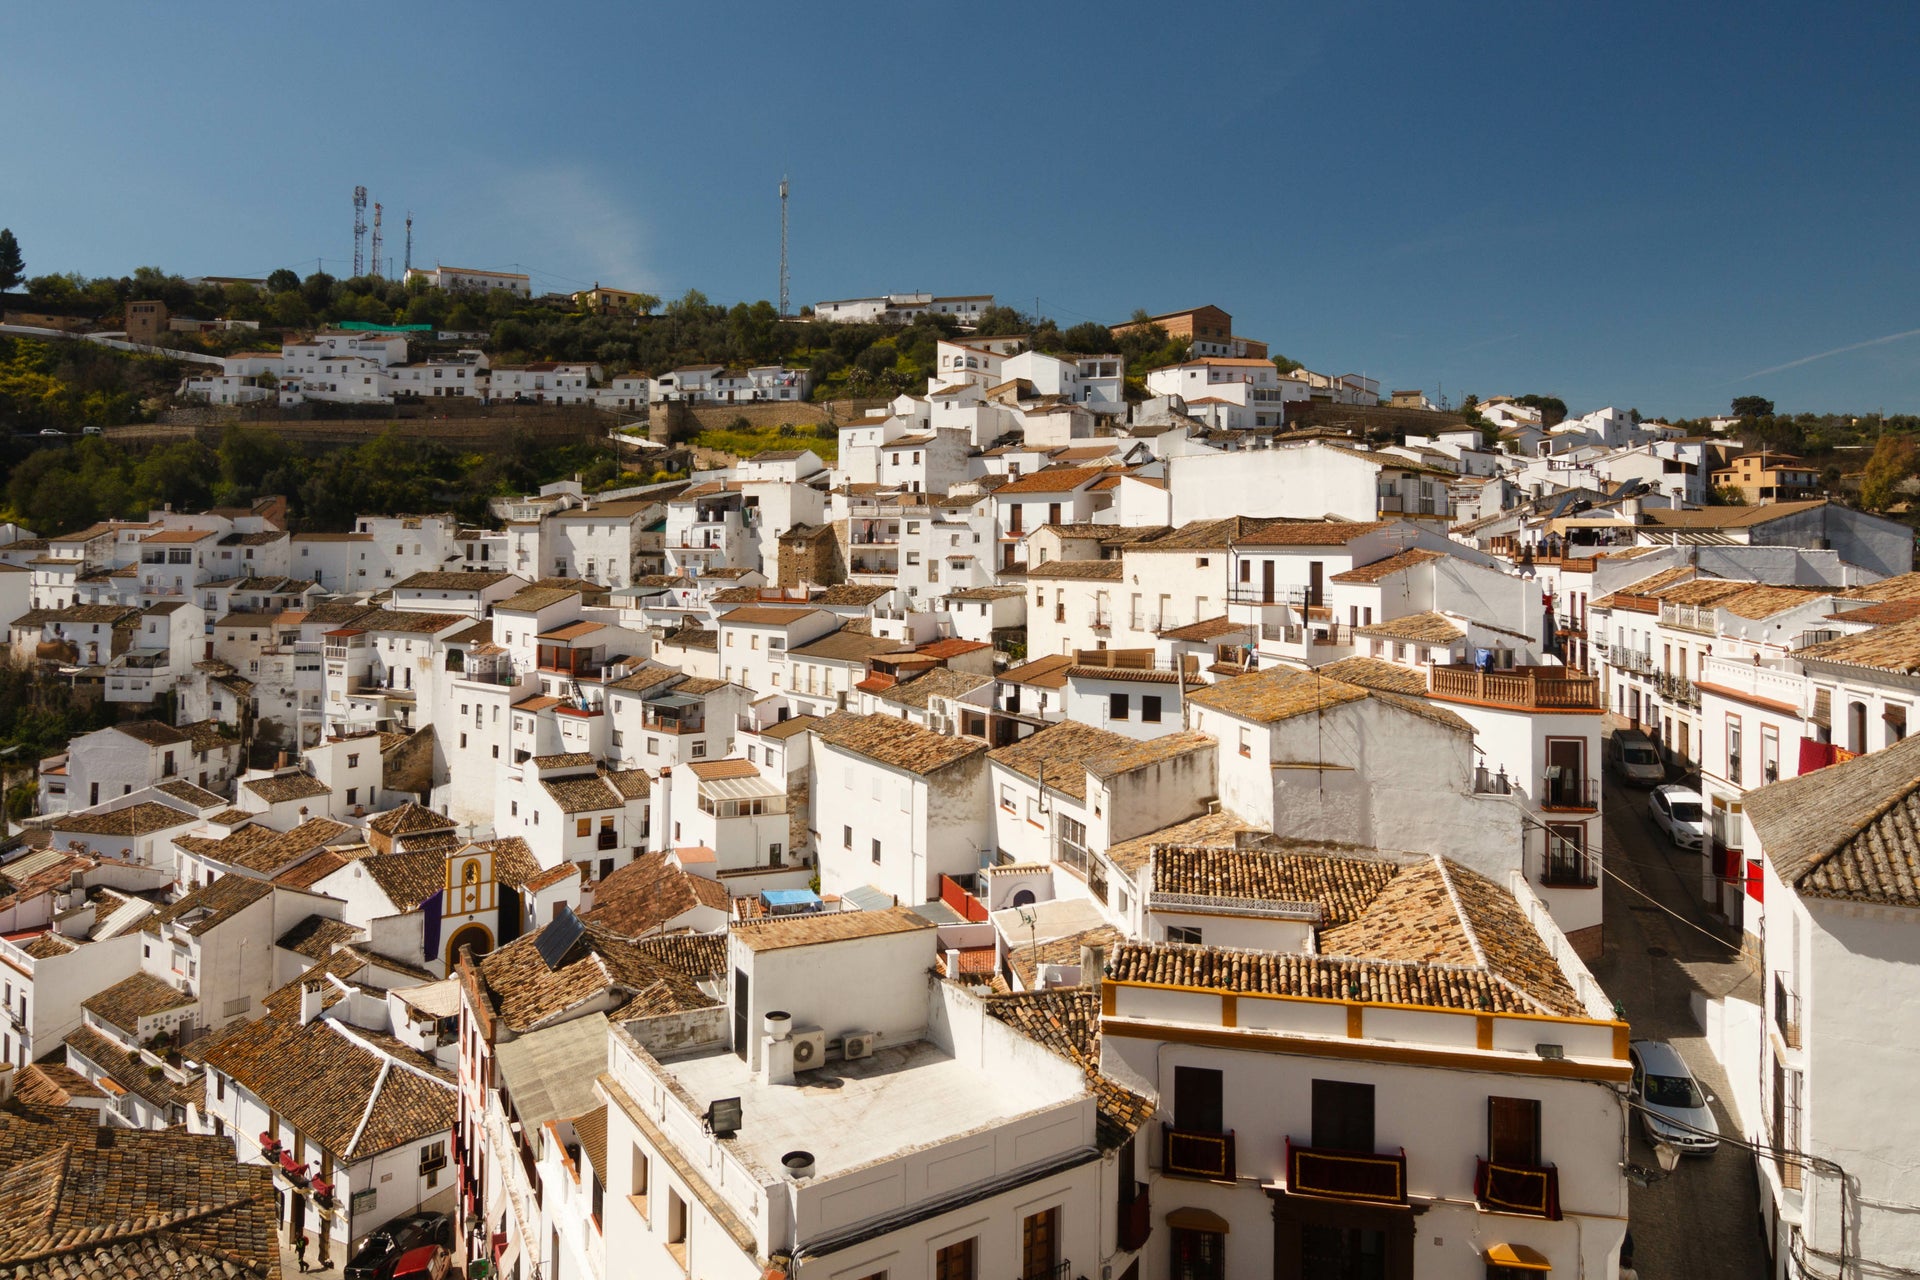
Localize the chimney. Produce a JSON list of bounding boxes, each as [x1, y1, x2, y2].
[[299, 980, 325, 1026], [1080, 944, 1106, 987], [650, 768, 672, 855], [945, 947, 962, 980]]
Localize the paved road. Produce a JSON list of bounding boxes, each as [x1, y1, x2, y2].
[[1589, 743, 1769, 1278]]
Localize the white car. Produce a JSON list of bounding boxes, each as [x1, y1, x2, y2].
[[1649, 784, 1706, 849]]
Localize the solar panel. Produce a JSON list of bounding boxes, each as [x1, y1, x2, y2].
[[536, 904, 586, 972]]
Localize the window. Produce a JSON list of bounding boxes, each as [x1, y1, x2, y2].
[[630, 1147, 650, 1218], [1142, 695, 1162, 723], [1170, 1227, 1225, 1280], [1487, 1096, 1541, 1166], [1110, 692, 1130, 721], [347, 753, 360, 768], [1173, 1065, 1224, 1132], [1312, 1079, 1376, 1152], [843, 825, 852, 849], [1167, 924, 1203, 945], [934, 1238, 975, 1280], [1021, 1208, 1059, 1280], [1726, 714, 1743, 784], [577, 818, 591, 838], [1238, 726, 1251, 757], [871, 838, 882, 864]]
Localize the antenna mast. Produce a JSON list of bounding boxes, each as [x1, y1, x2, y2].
[[370, 203, 384, 279], [404, 210, 414, 276], [352, 186, 368, 278], [778, 175, 790, 319]]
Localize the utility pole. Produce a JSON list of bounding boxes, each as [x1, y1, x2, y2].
[[371, 203, 384, 279], [778, 176, 790, 319], [404, 210, 413, 276], [352, 186, 368, 278]]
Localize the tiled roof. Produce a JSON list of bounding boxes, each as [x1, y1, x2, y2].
[[688, 759, 758, 780], [732, 904, 932, 952], [1797, 616, 1920, 675], [11, 1061, 107, 1107], [273, 847, 359, 891], [1352, 611, 1466, 645], [112, 721, 189, 747], [1590, 567, 1697, 610], [1315, 656, 1431, 696], [1744, 732, 1920, 906], [878, 667, 993, 710], [53, 803, 195, 838], [1838, 571, 1920, 602], [1329, 547, 1448, 583], [994, 466, 1114, 495], [476, 918, 714, 1032], [607, 666, 689, 694], [368, 802, 454, 838], [143, 875, 274, 938], [275, 915, 367, 961], [997, 653, 1075, 689], [1642, 498, 1830, 528], [1019, 559, 1124, 581], [814, 583, 894, 606], [542, 775, 622, 814], [791, 632, 910, 664], [81, 972, 193, 1035], [984, 988, 1153, 1148], [197, 998, 455, 1160], [718, 605, 822, 627], [0, 1104, 280, 1277], [1005, 925, 1123, 992], [494, 587, 581, 613], [1130, 516, 1386, 552], [393, 570, 516, 590], [154, 779, 227, 809], [633, 932, 729, 980], [1187, 667, 1371, 724], [811, 712, 988, 775], [356, 852, 449, 912], [1153, 845, 1397, 926], [1105, 810, 1251, 875], [1158, 615, 1247, 643], [1720, 585, 1823, 619], [582, 853, 721, 936], [176, 817, 351, 875], [989, 721, 1213, 802], [242, 771, 331, 805], [1653, 577, 1755, 608]]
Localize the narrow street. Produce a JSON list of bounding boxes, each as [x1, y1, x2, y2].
[[1588, 743, 1769, 1278]]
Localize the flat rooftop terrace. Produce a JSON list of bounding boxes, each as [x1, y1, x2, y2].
[[657, 1037, 1084, 1180]]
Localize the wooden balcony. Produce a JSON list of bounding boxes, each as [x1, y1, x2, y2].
[[1284, 1139, 1407, 1205], [1429, 665, 1601, 711], [1162, 1123, 1235, 1181], [1475, 1157, 1562, 1219]]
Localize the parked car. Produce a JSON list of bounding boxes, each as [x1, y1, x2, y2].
[[1608, 730, 1665, 786], [1649, 785, 1706, 849], [388, 1245, 452, 1280], [343, 1213, 452, 1280], [1630, 1039, 1720, 1153], [37, 428, 64, 437], [83, 425, 102, 436]]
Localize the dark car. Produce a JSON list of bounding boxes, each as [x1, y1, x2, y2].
[[344, 1213, 453, 1280]]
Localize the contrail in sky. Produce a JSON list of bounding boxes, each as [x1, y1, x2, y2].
[[1736, 326, 1920, 381]]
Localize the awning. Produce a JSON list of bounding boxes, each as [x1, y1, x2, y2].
[[1165, 1206, 1230, 1233], [1484, 1242, 1551, 1271]]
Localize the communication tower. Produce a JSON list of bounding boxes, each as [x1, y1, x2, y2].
[[404, 211, 414, 276], [352, 186, 368, 278], [779, 175, 790, 319], [370, 203, 384, 279]]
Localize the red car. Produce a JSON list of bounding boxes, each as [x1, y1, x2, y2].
[[387, 1246, 452, 1280]]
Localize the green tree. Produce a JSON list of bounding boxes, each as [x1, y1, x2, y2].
[[266, 268, 300, 294], [1859, 435, 1916, 512], [1517, 394, 1568, 427], [26, 274, 79, 306], [1271, 353, 1304, 375], [0, 229, 23, 293], [632, 293, 660, 316], [1732, 396, 1774, 419]]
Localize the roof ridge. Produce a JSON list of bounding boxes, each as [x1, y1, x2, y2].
[[1799, 768, 1920, 884]]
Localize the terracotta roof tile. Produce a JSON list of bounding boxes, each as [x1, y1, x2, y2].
[[811, 712, 987, 775]]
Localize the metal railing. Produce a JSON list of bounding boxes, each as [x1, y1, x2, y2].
[[1473, 766, 1514, 795], [1475, 1157, 1562, 1219], [1541, 838, 1599, 888], [1773, 973, 1801, 1049], [1539, 774, 1599, 811]]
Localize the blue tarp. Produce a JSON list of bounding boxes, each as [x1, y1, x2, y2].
[[761, 889, 822, 908]]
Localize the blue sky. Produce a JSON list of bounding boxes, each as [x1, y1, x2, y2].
[[5, 1, 1917, 418]]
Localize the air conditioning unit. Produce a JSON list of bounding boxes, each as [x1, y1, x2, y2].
[[842, 1032, 876, 1061], [790, 1029, 827, 1072]]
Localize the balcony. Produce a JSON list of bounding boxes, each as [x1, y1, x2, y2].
[[1541, 840, 1599, 889], [1088, 609, 1112, 630], [597, 830, 618, 851], [1773, 973, 1801, 1049], [1474, 1157, 1562, 1219], [1428, 665, 1601, 711], [1284, 1139, 1407, 1205], [1118, 1185, 1152, 1252], [1539, 774, 1598, 811], [1654, 671, 1699, 707], [1661, 602, 1716, 635], [1472, 766, 1514, 795], [1161, 1123, 1235, 1181]]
